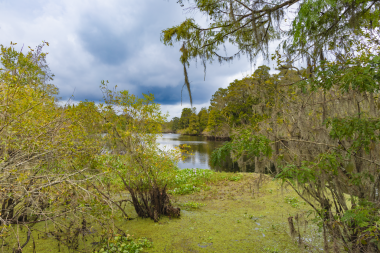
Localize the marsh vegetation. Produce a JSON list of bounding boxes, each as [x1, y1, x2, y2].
[[2, 0, 380, 252]]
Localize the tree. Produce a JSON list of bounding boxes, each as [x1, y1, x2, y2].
[[165, 0, 380, 250], [213, 38, 380, 250], [188, 112, 200, 135], [98, 82, 180, 222], [0, 43, 180, 251], [205, 109, 229, 139], [0, 43, 111, 252], [204, 66, 274, 137], [162, 0, 380, 98], [198, 107, 209, 133], [30, 42, 57, 96], [171, 117, 180, 132], [179, 107, 192, 129], [210, 88, 228, 110]]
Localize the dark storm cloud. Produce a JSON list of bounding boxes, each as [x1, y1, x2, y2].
[[134, 79, 217, 105], [78, 18, 130, 66]]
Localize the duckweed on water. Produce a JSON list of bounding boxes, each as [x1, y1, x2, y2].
[[113, 174, 323, 252]]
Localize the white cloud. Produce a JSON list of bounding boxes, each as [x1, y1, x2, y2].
[[160, 102, 211, 119]]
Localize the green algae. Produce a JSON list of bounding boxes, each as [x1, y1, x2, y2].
[[6, 173, 323, 253], [117, 175, 305, 252]]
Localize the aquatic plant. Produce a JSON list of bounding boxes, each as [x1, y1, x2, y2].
[[94, 235, 152, 253], [168, 168, 242, 195]]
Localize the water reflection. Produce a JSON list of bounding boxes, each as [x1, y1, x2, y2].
[[157, 134, 255, 172]]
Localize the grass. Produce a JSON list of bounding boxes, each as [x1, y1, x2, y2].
[[8, 171, 325, 253], [179, 201, 206, 210], [284, 196, 304, 209]]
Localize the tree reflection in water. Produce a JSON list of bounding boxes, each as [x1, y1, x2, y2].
[[157, 134, 255, 172]]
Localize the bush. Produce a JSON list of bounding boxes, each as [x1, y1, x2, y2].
[[94, 236, 152, 253]]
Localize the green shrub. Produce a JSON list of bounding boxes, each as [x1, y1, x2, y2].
[[94, 236, 152, 253], [227, 175, 242, 181]]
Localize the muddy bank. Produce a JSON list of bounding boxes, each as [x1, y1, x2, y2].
[[169, 132, 231, 141]]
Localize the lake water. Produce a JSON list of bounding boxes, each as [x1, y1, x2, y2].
[[157, 134, 255, 172]]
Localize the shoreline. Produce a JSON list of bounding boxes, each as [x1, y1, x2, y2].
[[161, 132, 231, 141]]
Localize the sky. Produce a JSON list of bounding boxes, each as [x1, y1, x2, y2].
[[0, 0, 277, 119]]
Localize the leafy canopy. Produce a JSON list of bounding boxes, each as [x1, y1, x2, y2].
[[162, 0, 380, 101]]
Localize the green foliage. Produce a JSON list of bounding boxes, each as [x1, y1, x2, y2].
[[198, 107, 209, 133], [188, 112, 200, 135], [230, 130, 272, 158], [290, 0, 379, 57], [179, 107, 192, 129], [327, 117, 380, 154], [212, 130, 272, 168], [180, 201, 206, 209], [171, 117, 180, 132], [205, 65, 296, 138], [161, 1, 284, 68], [161, 0, 379, 104], [206, 37, 380, 250], [227, 174, 242, 181], [94, 236, 152, 253], [168, 168, 214, 195], [263, 247, 280, 253], [311, 53, 380, 93], [176, 107, 209, 135], [0, 43, 57, 95], [205, 109, 227, 137], [222, 78, 255, 126], [97, 149, 178, 193], [0, 43, 128, 251], [211, 142, 233, 167], [0, 42, 107, 230], [0, 41, 183, 250], [276, 151, 341, 184], [341, 203, 375, 228], [284, 196, 302, 209], [163, 0, 380, 250]]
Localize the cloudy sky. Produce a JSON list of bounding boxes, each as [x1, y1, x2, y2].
[[0, 0, 275, 118]]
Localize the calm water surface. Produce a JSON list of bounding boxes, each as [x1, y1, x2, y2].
[[157, 134, 254, 172]]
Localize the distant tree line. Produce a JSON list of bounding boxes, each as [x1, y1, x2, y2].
[[163, 107, 209, 135], [164, 65, 300, 140]]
